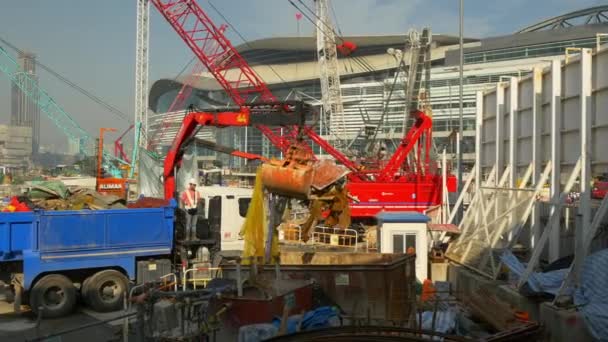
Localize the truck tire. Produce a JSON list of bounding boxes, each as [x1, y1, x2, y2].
[[83, 270, 128, 312], [30, 274, 76, 318], [81, 275, 92, 294]]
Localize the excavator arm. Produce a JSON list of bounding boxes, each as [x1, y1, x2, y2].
[[163, 102, 308, 200]]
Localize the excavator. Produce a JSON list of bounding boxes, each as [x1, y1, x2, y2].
[[162, 101, 347, 200], [160, 99, 448, 247], [161, 101, 351, 249]]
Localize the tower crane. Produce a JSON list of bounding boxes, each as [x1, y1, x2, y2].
[[0, 47, 90, 156], [0, 46, 134, 196], [314, 0, 346, 146]]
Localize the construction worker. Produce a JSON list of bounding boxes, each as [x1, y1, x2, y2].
[[181, 178, 200, 241]]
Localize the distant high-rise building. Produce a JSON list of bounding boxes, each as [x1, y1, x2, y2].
[[11, 52, 40, 154], [67, 138, 80, 156]]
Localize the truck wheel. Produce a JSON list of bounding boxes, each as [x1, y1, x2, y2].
[[81, 275, 92, 294], [30, 274, 76, 318], [83, 270, 128, 312]]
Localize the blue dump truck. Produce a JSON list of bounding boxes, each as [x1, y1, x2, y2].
[[0, 203, 176, 318]]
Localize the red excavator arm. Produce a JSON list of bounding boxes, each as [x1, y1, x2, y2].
[[163, 102, 308, 200], [164, 109, 250, 199]]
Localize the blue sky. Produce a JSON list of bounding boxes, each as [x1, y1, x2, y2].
[[0, 0, 603, 149]]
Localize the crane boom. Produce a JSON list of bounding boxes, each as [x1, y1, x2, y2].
[[315, 0, 345, 141], [0, 46, 133, 179], [150, 0, 364, 168], [150, 0, 295, 153], [147, 24, 227, 151]]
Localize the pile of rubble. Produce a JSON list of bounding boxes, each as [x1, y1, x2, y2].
[[23, 181, 126, 211]]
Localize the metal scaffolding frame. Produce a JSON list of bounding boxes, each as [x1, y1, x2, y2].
[[453, 47, 608, 295]]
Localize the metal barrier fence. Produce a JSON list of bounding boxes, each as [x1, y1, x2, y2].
[[312, 226, 359, 251], [280, 225, 362, 251], [183, 266, 223, 290]]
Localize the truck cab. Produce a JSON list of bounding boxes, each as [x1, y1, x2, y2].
[[196, 186, 252, 252]]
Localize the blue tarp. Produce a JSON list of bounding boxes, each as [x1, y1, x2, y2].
[[272, 306, 340, 334], [500, 251, 570, 296], [574, 249, 608, 340], [418, 309, 457, 335], [502, 249, 608, 340], [239, 306, 340, 342]]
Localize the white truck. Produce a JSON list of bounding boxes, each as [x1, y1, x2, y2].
[[193, 185, 253, 255]]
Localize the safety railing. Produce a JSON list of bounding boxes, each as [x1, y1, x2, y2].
[[279, 224, 303, 242], [365, 229, 378, 252], [312, 226, 359, 251], [160, 273, 178, 291], [182, 266, 223, 290], [127, 272, 178, 309]]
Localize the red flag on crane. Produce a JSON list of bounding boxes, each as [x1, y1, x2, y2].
[[295, 12, 303, 20]]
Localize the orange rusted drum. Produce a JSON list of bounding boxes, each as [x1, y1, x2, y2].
[[260, 163, 313, 199]]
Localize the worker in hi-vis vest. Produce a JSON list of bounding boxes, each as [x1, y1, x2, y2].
[[181, 178, 201, 240]]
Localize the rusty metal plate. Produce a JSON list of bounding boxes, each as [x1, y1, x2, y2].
[[311, 160, 351, 191]]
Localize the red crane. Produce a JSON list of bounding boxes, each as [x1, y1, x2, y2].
[[150, 0, 455, 218], [149, 0, 360, 172], [147, 24, 227, 151], [114, 124, 134, 163]]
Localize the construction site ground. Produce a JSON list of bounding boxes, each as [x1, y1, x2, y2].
[[0, 288, 127, 342]]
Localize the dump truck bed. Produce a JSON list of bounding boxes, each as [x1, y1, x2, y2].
[[0, 204, 175, 289]]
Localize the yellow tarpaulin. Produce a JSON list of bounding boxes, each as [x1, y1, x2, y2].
[[240, 167, 280, 264]]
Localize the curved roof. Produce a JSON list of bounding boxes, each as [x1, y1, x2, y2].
[[518, 5, 608, 33], [234, 34, 478, 66], [234, 34, 477, 52], [148, 76, 224, 112]]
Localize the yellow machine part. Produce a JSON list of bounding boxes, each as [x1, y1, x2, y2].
[[240, 167, 280, 265]]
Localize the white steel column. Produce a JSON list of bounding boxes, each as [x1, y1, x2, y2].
[[518, 158, 582, 288], [579, 48, 593, 262], [531, 67, 543, 248], [508, 77, 518, 188], [508, 78, 518, 242], [475, 91, 483, 193], [495, 83, 505, 184], [549, 60, 562, 262], [475, 91, 483, 228], [135, 0, 150, 146]]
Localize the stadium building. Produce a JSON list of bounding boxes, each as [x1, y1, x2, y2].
[[148, 6, 608, 169]]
